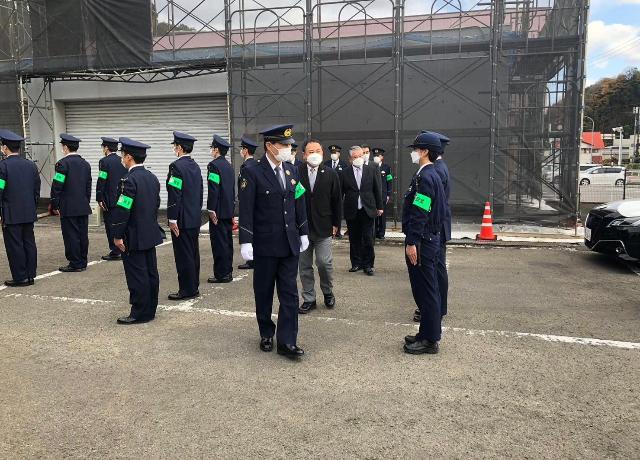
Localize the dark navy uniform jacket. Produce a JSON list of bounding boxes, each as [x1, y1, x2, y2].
[[111, 166, 164, 252], [239, 158, 309, 258], [0, 156, 40, 225], [434, 159, 452, 241], [50, 154, 92, 217], [167, 155, 203, 229], [96, 153, 127, 209], [324, 158, 348, 172], [238, 157, 257, 191], [402, 163, 446, 246], [207, 156, 235, 220], [379, 163, 393, 201]]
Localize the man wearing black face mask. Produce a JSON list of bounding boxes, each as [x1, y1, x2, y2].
[[401, 132, 446, 355]]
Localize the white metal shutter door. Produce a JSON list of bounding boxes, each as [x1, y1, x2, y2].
[[65, 96, 228, 207]]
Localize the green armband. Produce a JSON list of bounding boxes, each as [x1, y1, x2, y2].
[[413, 193, 432, 212], [53, 172, 66, 184], [208, 172, 220, 184], [295, 182, 306, 199], [386, 174, 393, 182], [98, 170, 108, 180], [0, 178, 5, 190], [168, 176, 183, 190], [117, 194, 134, 210]]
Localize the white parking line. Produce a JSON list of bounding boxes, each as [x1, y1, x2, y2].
[[3, 293, 639, 351]]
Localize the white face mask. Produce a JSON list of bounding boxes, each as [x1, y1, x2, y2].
[[411, 150, 421, 164], [289, 155, 296, 164], [352, 157, 364, 167], [330, 153, 339, 161], [373, 156, 381, 165], [363, 153, 370, 162], [307, 153, 323, 167], [274, 146, 292, 163]]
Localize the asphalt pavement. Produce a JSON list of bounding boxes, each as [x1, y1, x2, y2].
[[0, 220, 638, 458]]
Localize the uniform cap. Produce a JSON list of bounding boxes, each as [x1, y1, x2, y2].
[[259, 124, 295, 145], [119, 137, 150, 158], [101, 137, 119, 150], [210, 134, 231, 151], [59, 133, 81, 149], [328, 144, 342, 152], [0, 129, 24, 150], [421, 131, 450, 152], [408, 132, 442, 151], [372, 147, 385, 156], [172, 131, 197, 150], [240, 136, 258, 151]]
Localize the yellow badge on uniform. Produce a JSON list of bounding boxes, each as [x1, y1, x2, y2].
[[285, 169, 291, 176], [240, 178, 248, 190], [284, 128, 292, 137], [291, 179, 296, 185]]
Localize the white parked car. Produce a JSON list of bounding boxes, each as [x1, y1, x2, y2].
[[579, 166, 626, 186]]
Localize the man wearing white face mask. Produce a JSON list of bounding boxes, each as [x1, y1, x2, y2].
[[238, 124, 309, 359], [339, 146, 384, 276], [297, 139, 342, 314]]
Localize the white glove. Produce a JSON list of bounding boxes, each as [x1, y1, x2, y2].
[[241, 243, 254, 261], [300, 235, 310, 253]]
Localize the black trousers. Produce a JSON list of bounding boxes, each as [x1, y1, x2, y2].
[[253, 253, 299, 345], [103, 209, 120, 255], [171, 227, 200, 296], [346, 209, 375, 269], [209, 218, 233, 280], [437, 240, 448, 317], [376, 213, 387, 238], [406, 233, 442, 342], [2, 223, 37, 281], [122, 248, 159, 320], [60, 216, 89, 269]]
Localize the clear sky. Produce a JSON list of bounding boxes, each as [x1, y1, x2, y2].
[[587, 0, 640, 86]]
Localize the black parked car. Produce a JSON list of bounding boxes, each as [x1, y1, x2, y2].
[[584, 200, 640, 259]]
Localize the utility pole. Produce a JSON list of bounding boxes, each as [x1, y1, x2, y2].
[[633, 106, 639, 162], [613, 127, 624, 166]]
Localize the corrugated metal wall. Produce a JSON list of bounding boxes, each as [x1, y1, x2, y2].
[[65, 96, 229, 207]]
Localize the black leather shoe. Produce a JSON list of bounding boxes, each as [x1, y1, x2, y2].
[[277, 343, 304, 358], [208, 275, 233, 283], [404, 334, 418, 345], [260, 337, 273, 352], [404, 339, 439, 355], [168, 292, 200, 301], [298, 301, 317, 314], [237, 262, 253, 270], [324, 294, 336, 309], [59, 265, 86, 273], [101, 253, 121, 261], [364, 267, 375, 276], [413, 309, 421, 322], [349, 265, 362, 272], [116, 315, 151, 325], [4, 278, 33, 287]]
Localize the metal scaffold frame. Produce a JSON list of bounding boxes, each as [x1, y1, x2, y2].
[[0, 0, 588, 227]]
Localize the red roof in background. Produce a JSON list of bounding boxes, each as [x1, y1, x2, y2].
[[582, 132, 605, 150]]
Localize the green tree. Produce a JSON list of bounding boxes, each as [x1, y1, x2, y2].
[[584, 68, 640, 135]]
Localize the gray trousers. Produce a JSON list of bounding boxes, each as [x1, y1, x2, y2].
[[298, 236, 334, 303]]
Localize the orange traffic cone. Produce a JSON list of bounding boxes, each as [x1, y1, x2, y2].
[[476, 201, 498, 241]]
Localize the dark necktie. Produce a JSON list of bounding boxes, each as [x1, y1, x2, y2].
[[275, 166, 286, 191]]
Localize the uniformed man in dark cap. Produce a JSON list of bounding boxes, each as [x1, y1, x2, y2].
[[167, 131, 203, 300], [402, 132, 446, 355], [50, 134, 92, 272], [96, 137, 127, 261], [372, 147, 393, 239], [0, 129, 40, 287], [324, 145, 347, 172], [238, 124, 309, 358], [111, 138, 165, 324], [237, 135, 258, 270], [207, 134, 235, 283]]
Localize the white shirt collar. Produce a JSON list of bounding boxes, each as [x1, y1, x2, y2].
[[129, 164, 144, 171], [178, 154, 191, 159], [65, 152, 79, 157], [266, 154, 282, 172], [307, 164, 318, 172]]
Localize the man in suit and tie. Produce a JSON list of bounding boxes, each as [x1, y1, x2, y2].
[[96, 137, 127, 260], [297, 139, 342, 314], [0, 130, 40, 287], [324, 144, 347, 238], [167, 131, 203, 300], [50, 134, 92, 272], [237, 136, 258, 270], [340, 146, 384, 276]]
